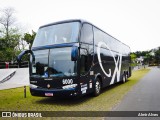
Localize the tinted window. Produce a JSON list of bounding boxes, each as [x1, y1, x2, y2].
[[93, 27, 104, 45], [80, 48, 88, 75], [49, 47, 77, 77], [80, 23, 93, 44], [31, 50, 49, 77], [32, 22, 80, 47]]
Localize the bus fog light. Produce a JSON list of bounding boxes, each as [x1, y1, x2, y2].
[[30, 84, 38, 89]]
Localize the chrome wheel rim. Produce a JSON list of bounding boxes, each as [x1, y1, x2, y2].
[[95, 81, 100, 94], [123, 75, 126, 83]]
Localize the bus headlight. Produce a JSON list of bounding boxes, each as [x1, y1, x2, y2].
[[62, 84, 77, 89], [30, 84, 38, 89]]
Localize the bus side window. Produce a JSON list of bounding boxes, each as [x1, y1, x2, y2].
[[80, 23, 93, 44], [80, 48, 88, 75], [80, 23, 93, 75]]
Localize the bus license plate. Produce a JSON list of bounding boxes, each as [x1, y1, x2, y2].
[[45, 93, 53, 96]]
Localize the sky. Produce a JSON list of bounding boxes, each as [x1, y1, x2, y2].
[[1, 0, 160, 52]]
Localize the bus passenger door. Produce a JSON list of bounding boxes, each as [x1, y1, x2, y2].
[[80, 48, 89, 75], [79, 23, 94, 94], [79, 47, 93, 95]]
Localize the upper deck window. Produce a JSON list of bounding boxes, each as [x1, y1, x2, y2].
[[32, 22, 80, 47], [80, 23, 93, 44]]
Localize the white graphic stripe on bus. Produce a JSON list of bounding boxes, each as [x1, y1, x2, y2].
[[97, 41, 122, 85]]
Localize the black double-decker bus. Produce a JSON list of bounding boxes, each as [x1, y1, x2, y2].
[[17, 19, 131, 97]]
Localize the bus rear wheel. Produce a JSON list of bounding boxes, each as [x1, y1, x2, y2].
[[122, 74, 127, 83], [93, 78, 101, 96]]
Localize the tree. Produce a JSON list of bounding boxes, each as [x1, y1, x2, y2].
[[0, 7, 21, 61], [155, 47, 160, 65], [143, 52, 151, 65], [23, 30, 36, 49], [0, 7, 16, 47], [135, 51, 141, 58], [130, 53, 137, 63]]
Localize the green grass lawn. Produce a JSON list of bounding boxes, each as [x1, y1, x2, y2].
[[0, 68, 150, 111]]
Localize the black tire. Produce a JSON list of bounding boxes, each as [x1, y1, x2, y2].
[[93, 78, 101, 96], [122, 74, 127, 83], [125, 72, 128, 81]]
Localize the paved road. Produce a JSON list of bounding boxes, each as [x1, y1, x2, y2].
[[0, 68, 29, 90], [106, 67, 160, 120]]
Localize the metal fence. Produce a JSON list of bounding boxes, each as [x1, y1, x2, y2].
[[0, 61, 29, 69]]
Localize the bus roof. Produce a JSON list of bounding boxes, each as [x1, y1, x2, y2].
[[39, 19, 85, 28], [39, 19, 130, 50]]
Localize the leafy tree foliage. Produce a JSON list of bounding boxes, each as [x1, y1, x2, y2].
[[130, 53, 137, 62], [23, 30, 36, 49], [155, 47, 160, 64], [131, 48, 160, 66], [0, 7, 22, 61]]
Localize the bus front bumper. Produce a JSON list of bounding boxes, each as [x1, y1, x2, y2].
[[30, 88, 79, 97]]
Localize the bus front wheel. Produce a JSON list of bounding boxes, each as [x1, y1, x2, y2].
[[93, 78, 101, 96]]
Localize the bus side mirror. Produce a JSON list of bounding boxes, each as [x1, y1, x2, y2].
[[17, 50, 35, 65], [71, 46, 78, 61], [17, 50, 28, 63]]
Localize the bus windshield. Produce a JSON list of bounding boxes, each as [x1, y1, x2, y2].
[[49, 47, 77, 77], [32, 22, 80, 47], [31, 47, 77, 78]]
